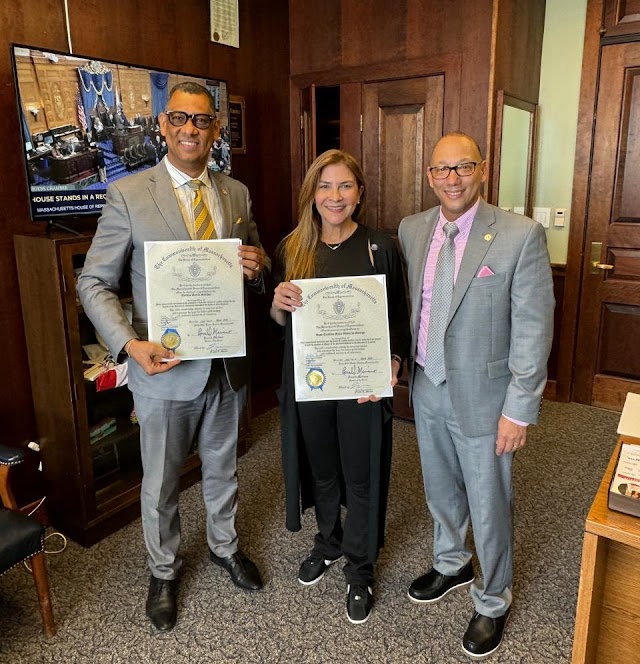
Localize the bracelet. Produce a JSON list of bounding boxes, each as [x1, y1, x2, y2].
[[391, 354, 402, 364], [123, 338, 137, 356]]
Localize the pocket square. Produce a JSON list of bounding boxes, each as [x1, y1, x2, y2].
[[477, 265, 495, 278]]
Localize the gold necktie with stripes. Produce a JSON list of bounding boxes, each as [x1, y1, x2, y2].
[[187, 180, 216, 240]]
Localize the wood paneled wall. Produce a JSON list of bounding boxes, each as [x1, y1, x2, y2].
[[1, 0, 290, 445], [289, 0, 495, 154], [289, 0, 545, 193]]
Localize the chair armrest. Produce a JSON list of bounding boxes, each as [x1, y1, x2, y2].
[[0, 445, 24, 466]]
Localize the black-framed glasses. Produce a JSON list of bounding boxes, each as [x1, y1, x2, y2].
[[165, 111, 216, 130], [429, 161, 480, 180]]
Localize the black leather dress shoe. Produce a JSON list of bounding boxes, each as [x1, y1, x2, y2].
[[462, 609, 510, 660], [145, 576, 178, 632], [210, 549, 263, 591], [408, 561, 474, 604]]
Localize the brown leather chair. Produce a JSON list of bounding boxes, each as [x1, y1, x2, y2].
[[0, 444, 56, 637]]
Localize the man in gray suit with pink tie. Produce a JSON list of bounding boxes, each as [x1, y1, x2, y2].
[[77, 82, 269, 633], [399, 132, 554, 660]]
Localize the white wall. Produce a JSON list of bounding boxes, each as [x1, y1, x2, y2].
[[533, 0, 588, 264]]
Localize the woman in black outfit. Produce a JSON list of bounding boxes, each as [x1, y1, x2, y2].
[[271, 149, 409, 624]]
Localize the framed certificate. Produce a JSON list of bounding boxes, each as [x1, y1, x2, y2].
[[144, 239, 245, 360], [291, 275, 392, 401]]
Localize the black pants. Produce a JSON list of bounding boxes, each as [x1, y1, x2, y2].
[[297, 399, 374, 585]]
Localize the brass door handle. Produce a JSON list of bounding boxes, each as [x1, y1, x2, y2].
[[592, 261, 614, 270]]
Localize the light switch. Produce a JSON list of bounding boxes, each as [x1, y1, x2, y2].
[[533, 207, 550, 228]]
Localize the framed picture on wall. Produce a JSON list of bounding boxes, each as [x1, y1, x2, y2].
[[229, 95, 246, 154], [210, 0, 239, 48]]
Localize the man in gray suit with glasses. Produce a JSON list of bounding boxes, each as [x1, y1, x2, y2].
[[78, 82, 269, 633], [399, 132, 554, 660]]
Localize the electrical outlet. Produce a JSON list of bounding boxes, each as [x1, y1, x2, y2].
[[533, 207, 550, 228]]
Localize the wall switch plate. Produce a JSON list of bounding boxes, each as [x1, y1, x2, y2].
[[533, 207, 550, 228], [553, 208, 566, 227]]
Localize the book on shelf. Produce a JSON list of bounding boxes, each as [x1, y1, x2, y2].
[[608, 440, 640, 518], [89, 417, 117, 445]]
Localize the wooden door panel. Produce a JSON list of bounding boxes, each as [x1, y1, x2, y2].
[[599, 303, 640, 377], [604, 0, 640, 37], [610, 248, 640, 278], [379, 105, 424, 233], [615, 68, 640, 220], [362, 75, 444, 237], [574, 42, 640, 408]]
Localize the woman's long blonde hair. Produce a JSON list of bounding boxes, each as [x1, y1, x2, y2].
[[280, 149, 367, 281]]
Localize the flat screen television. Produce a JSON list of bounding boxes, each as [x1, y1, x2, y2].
[[10, 44, 230, 221]]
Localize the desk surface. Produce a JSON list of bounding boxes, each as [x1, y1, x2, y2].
[[586, 435, 640, 548]]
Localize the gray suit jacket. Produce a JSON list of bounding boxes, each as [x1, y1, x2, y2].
[[77, 161, 268, 401], [398, 199, 554, 437]]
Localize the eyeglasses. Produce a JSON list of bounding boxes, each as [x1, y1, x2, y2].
[[429, 161, 480, 180], [164, 111, 216, 130]]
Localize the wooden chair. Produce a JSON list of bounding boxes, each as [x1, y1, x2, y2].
[[0, 444, 56, 637]]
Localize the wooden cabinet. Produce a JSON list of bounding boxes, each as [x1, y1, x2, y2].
[[14, 233, 201, 546]]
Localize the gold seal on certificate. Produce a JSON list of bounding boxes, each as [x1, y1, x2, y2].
[[306, 368, 326, 390], [161, 328, 181, 351], [291, 275, 392, 402]]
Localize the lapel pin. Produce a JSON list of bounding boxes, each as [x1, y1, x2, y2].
[[235, 216, 243, 225], [484, 234, 492, 241], [221, 188, 228, 196]]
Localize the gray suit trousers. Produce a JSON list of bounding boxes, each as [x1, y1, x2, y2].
[[134, 362, 246, 579], [413, 369, 513, 617]]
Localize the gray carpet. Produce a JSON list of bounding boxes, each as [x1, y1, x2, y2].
[[0, 401, 620, 663]]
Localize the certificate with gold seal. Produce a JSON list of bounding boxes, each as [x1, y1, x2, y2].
[[291, 275, 392, 401], [144, 239, 245, 360]]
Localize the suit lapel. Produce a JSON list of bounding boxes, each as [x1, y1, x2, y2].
[[448, 199, 497, 323], [211, 171, 232, 238], [147, 163, 190, 239]]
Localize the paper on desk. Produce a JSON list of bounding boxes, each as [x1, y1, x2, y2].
[[617, 392, 640, 437]]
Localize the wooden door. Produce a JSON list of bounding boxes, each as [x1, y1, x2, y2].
[[362, 76, 444, 237], [362, 76, 445, 418], [574, 42, 640, 409]]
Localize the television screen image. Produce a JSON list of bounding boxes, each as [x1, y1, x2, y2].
[[11, 44, 230, 220]]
